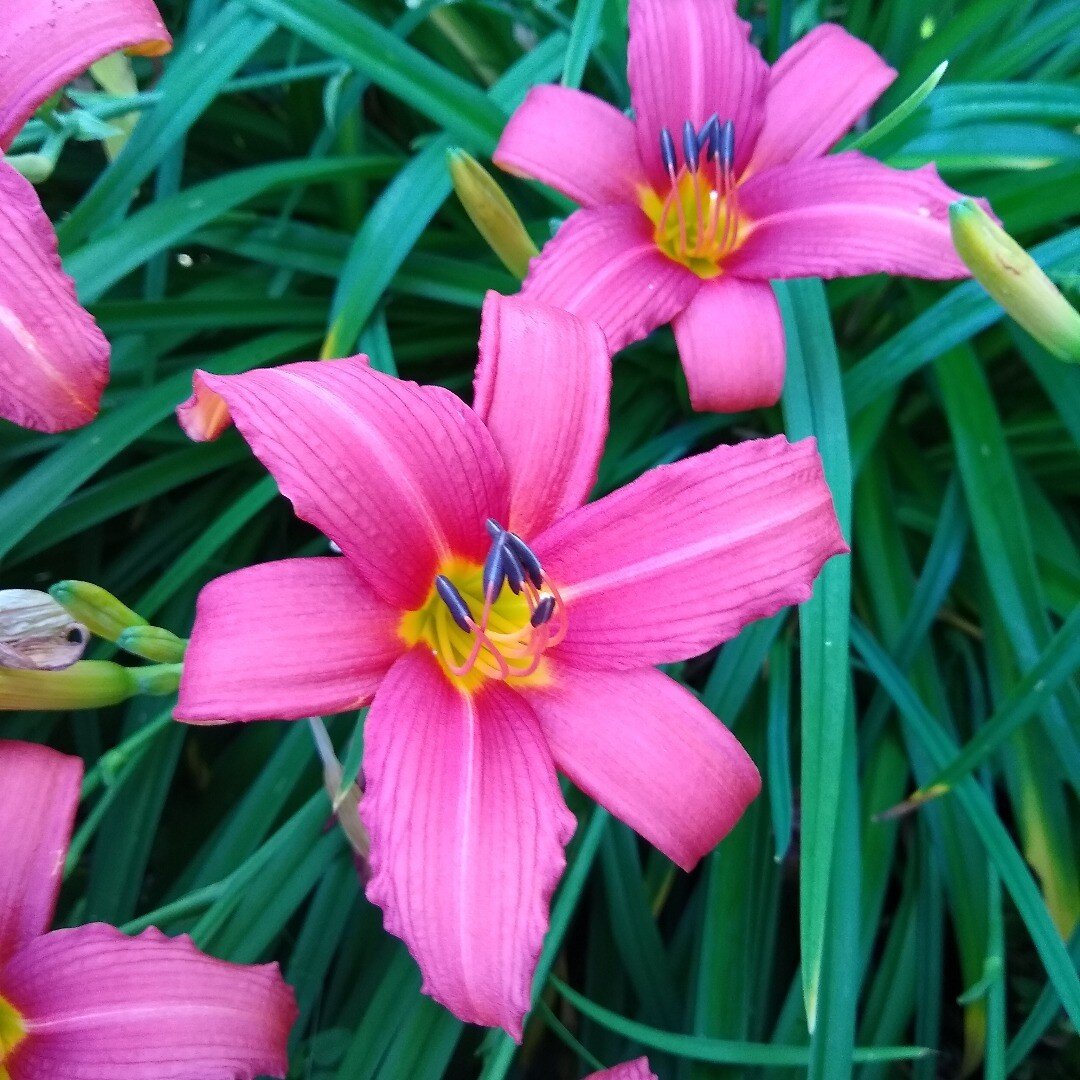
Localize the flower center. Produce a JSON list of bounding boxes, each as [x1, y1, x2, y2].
[[398, 520, 565, 691], [640, 117, 746, 279], [0, 994, 26, 1075]]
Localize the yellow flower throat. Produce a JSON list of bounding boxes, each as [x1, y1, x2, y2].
[[399, 538, 563, 693], [0, 994, 26, 1078]]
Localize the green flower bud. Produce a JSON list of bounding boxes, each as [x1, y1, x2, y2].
[[950, 199, 1080, 362], [447, 148, 538, 280], [49, 581, 147, 643], [0, 661, 137, 711], [117, 625, 188, 664], [4, 153, 55, 183], [0, 660, 182, 712]]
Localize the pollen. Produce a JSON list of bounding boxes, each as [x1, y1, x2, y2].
[[398, 525, 565, 692]]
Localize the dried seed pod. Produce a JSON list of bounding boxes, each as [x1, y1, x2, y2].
[[0, 590, 89, 671]]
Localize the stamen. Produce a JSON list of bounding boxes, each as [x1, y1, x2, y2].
[[485, 517, 504, 540], [502, 545, 526, 594], [657, 126, 688, 254], [530, 596, 556, 627], [682, 120, 699, 172], [482, 533, 509, 603], [435, 575, 473, 632], [696, 113, 719, 158], [658, 127, 678, 177], [504, 532, 544, 589], [718, 119, 735, 173]]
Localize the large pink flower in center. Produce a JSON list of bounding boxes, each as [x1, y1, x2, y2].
[[495, 0, 979, 413], [174, 293, 846, 1037], [0, 0, 171, 432]]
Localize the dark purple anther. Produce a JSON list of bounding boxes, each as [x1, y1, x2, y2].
[[530, 596, 556, 628], [485, 518, 504, 540], [682, 119, 699, 171], [659, 127, 678, 176], [502, 545, 526, 594], [718, 119, 735, 170], [505, 532, 544, 589], [483, 533, 509, 602], [435, 575, 473, 632], [697, 113, 719, 157]]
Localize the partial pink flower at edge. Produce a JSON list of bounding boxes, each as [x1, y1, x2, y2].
[[494, 0, 984, 414], [173, 291, 848, 1038], [0, 0, 172, 433], [0, 739, 297, 1080], [585, 1058, 657, 1080]]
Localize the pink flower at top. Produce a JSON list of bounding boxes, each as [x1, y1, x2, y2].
[[0, 0, 171, 432], [0, 739, 297, 1079], [173, 292, 846, 1038], [495, 0, 981, 414], [586, 1058, 656, 1080]]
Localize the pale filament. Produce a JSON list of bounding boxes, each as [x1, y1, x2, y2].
[[436, 569, 565, 683], [657, 118, 741, 263]]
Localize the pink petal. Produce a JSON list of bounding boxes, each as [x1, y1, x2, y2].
[[360, 649, 575, 1039], [494, 85, 646, 207], [0, 0, 171, 149], [473, 292, 610, 537], [529, 663, 760, 871], [533, 435, 847, 669], [673, 276, 785, 413], [0, 741, 81, 965], [193, 360, 510, 610], [0, 163, 108, 432], [522, 205, 700, 353], [745, 25, 896, 175], [1, 925, 296, 1080], [175, 557, 402, 724], [628, 0, 768, 186], [731, 153, 973, 280], [585, 1057, 657, 1079]]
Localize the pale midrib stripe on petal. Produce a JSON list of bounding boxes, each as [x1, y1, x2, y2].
[[562, 494, 826, 603], [0, 304, 92, 410]]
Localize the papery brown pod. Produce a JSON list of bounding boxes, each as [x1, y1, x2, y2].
[[0, 590, 89, 670]]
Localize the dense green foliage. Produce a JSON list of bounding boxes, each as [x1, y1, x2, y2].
[[3, 0, 1079, 1075]]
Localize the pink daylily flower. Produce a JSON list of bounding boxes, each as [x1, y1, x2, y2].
[[586, 1059, 656, 1080], [0, 739, 297, 1079], [495, 0, 981, 414], [0, 0, 171, 432], [173, 293, 846, 1037]]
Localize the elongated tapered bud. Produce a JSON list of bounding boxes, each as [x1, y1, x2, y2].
[[950, 199, 1080, 361], [0, 660, 182, 711], [447, 148, 538, 279], [50, 581, 147, 642], [117, 625, 188, 663]]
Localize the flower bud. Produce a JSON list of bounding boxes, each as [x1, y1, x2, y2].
[[49, 581, 147, 643], [4, 153, 55, 183], [0, 660, 182, 712], [447, 148, 538, 280], [950, 199, 1080, 362], [0, 661, 136, 710], [117, 625, 188, 663], [0, 590, 88, 670]]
